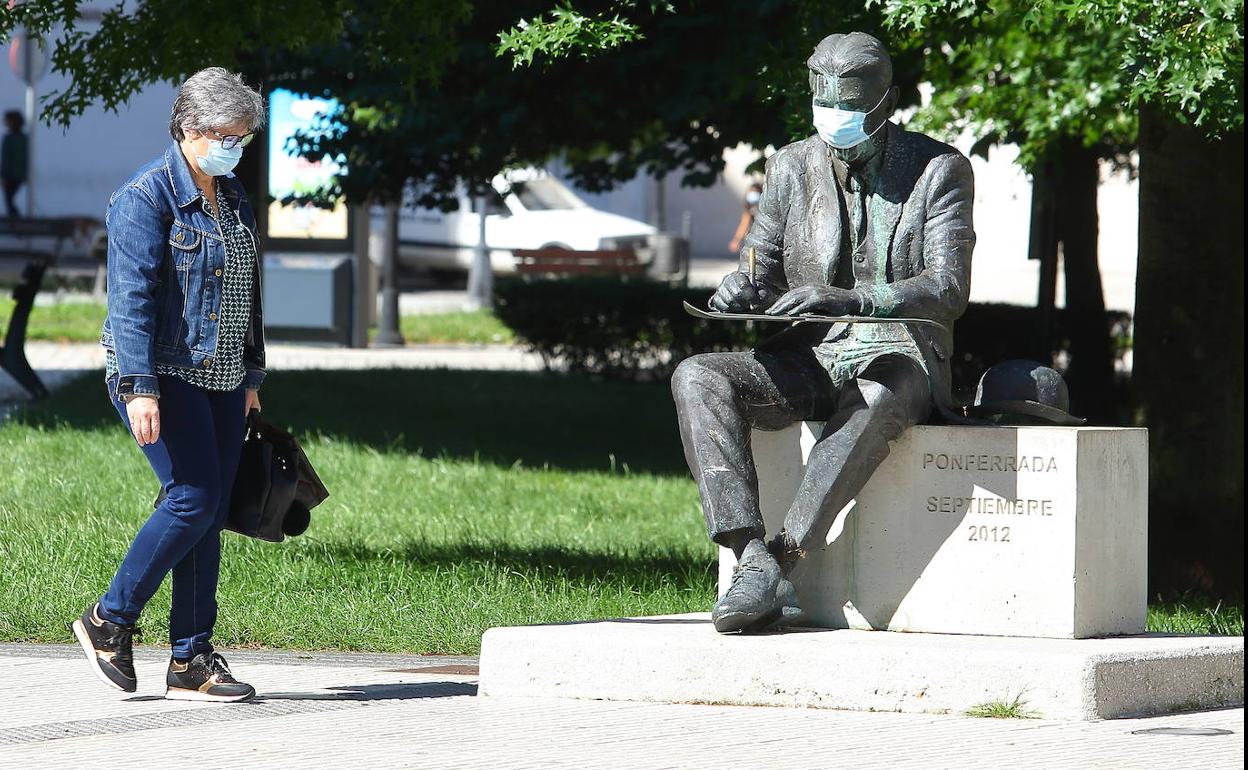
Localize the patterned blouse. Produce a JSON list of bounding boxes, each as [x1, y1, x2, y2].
[[106, 182, 255, 393]]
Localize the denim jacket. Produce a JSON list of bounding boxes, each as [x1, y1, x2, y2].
[[100, 143, 266, 398]]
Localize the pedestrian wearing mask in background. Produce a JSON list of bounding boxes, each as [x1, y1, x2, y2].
[[72, 68, 267, 702], [1, 110, 29, 218], [728, 181, 763, 254]]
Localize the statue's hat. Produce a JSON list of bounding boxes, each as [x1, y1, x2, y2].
[[966, 359, 1086, 426]]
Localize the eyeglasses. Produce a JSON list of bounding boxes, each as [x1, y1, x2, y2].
[[204, 128, 256, 150]]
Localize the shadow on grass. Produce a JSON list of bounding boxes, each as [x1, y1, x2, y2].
[[606, 617, 706, 624], [309, 540, 716, 587], [8, 368, 691, 476]]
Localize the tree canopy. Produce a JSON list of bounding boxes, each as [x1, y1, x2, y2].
[[876, 0, 1243, 134], [4, 1, 912, 207], [5, 0, 1240, 198], [501, 0, 1243, 169], [281, 1, 919, 208], [1, 0, 469, 127]]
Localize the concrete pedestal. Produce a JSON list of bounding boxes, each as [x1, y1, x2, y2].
[[479, 614, 1244, 721], [721, 424, 1148, 639]]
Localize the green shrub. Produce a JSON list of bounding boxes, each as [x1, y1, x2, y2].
[[948, 302, 1132, 402], [496, 277, 1132, 393], [495, 277, 764, 379]]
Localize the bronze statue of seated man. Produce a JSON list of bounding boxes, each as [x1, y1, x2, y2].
[[672, 31, 976, 633]]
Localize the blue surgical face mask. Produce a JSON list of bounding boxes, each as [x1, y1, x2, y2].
[[194, 139, 244, 177], [745, 190, 761, 205], [812, 90, 889, 149]]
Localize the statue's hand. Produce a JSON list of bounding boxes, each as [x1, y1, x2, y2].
[[709, 272, 776, 313], [765, 286, 861, 317]]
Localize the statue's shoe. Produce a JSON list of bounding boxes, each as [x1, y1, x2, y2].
[[712, 542, 803, 633]]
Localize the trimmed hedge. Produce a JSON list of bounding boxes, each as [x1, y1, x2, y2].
[[495, 277, 764, 379], [948, 302, 1131, 402], [495, 277, 1130, 395]]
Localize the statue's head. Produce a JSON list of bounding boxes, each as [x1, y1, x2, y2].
[[808, 32, 898, 166]]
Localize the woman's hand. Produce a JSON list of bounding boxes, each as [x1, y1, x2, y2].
[[245, 388, 262, 415], [126, 396, 161, 446]]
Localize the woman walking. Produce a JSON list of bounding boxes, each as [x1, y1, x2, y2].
[[72, 68, 267, 702]]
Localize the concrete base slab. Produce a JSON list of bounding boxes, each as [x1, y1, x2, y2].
[[479, 613, 1243, 721]]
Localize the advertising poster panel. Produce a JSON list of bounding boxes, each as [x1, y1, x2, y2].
[[267, 89, 347, 240]]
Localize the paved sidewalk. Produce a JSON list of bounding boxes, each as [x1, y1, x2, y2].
[[687, 256, 736, 289], [0, 643, 1241, 769], [263, 343, 543, 372], [12, 340, 544, 374]]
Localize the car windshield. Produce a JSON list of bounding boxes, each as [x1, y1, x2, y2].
[[509, 178, 585, 211]]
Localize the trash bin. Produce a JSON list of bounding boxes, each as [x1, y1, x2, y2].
[[647, 232, 689, 281], [263, 253, 353, 345]]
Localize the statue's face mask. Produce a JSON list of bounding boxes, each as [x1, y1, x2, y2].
[[811, 74, 891, 161]]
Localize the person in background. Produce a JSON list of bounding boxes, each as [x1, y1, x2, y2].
[[72, 68, 267, 702], [727, 181, 763, 254], [1, 110, 29, 218]]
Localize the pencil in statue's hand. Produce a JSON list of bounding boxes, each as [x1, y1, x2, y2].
[[748, 246, 756, 287]]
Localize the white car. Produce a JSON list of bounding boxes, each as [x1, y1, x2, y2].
[[369, 170, 656, 279]]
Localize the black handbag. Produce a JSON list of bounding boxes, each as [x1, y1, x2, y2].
[[227, 410, 329, 542], [151, 411, 328, 542]]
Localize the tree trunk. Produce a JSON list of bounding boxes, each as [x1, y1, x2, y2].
[[1029, 141, 1116, 423], [1054, 141, 1117, 424], [1134, 108, 1245, 596], [1029, 162, 1059, 361]]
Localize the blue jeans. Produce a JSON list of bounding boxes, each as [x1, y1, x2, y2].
[[98, 374, 245, 658]]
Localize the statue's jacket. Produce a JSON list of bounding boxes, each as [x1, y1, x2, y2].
[[742, 122, 976, 422]]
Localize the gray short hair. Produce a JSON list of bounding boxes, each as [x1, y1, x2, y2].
[[169, 68, 265, 141]]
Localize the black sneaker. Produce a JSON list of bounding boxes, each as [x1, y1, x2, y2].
[[70, 603, 138, 693], [166, 652, 255, 702]]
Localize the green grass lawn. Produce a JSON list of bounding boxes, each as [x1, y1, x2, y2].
[[1, 298, 512, 346], [1148, 597, 1244, 636], [0, 298, 108, 343], [391, 310, 514, 345], [1, 367, 1240, 654], [0, 368, 710, 654]]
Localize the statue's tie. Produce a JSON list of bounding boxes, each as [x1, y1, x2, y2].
[[849, 174, 867, 258]]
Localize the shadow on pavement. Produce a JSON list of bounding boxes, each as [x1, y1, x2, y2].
[[516, 616, 709, 629], [257, 681, 478, 702], [120, 682, 476, 705]]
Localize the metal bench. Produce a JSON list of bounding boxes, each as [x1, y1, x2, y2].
[[0, 217, 102, 399], [512, 247, 645, 277]]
